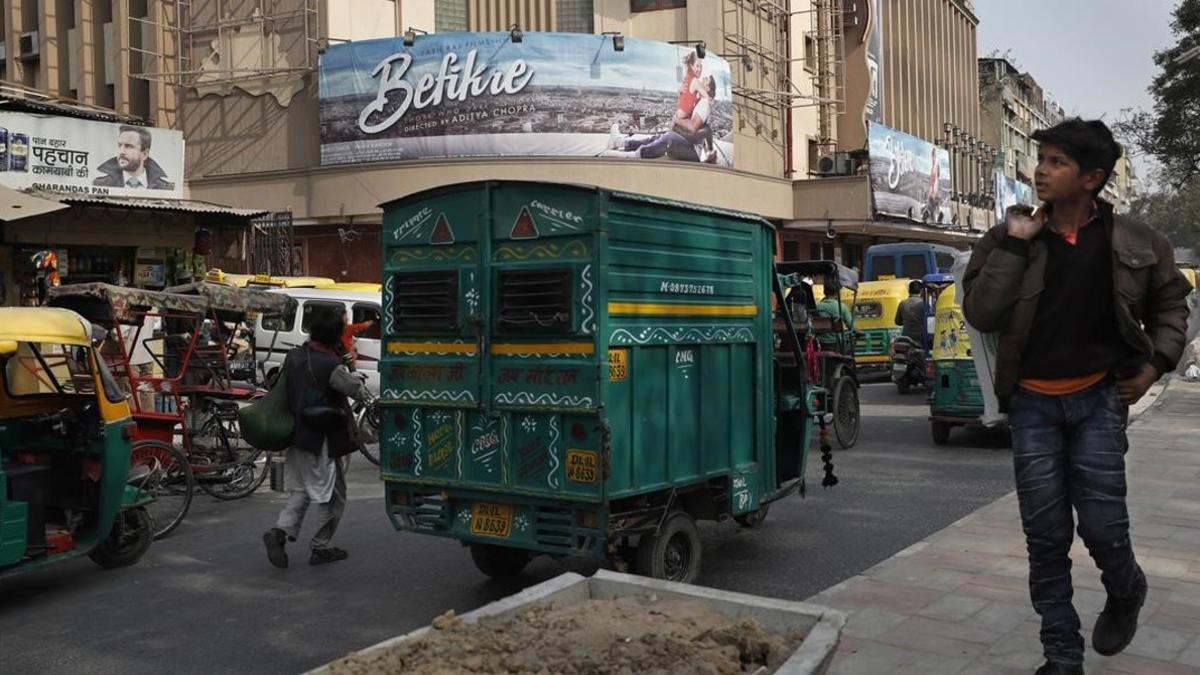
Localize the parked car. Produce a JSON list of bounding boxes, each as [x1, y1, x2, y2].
[[253, 288, 382, 394]]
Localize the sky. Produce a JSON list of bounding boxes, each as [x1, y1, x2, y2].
[[974, 0, 1180, 184]]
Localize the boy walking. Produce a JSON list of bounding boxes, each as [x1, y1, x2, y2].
[[963, 119, 1191, 673]]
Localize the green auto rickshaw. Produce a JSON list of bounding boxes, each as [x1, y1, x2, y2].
[[928, 283, 987, 445], [0, 308, 157, 578]]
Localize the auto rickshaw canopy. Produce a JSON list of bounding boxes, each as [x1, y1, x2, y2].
[[0, 307, 97, 346]]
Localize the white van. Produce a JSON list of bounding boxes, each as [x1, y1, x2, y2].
[[254, 288, 382, 394]]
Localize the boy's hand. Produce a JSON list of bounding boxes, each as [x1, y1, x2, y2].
[[1116, 362, 1159, 405], [1006, 205, 1047, 240]]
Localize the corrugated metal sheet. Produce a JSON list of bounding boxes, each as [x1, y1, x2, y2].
[[25, 190, 268, 218]]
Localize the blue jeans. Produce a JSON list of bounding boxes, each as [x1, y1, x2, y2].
[[1009, 381, 1145, 665], [623, 130, 706, 161]]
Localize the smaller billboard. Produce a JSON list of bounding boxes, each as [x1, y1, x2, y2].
[[993, 171, 1036, 222], [867, 122, 952, 226], [0, 111, 185, 199]]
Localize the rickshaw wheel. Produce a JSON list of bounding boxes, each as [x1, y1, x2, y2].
[[130, 440, 195, 540], [833, 377, 861, 449], [734, 503, 770, 528], [931, 421, 953, 446], [89, 507, 153, 569], [469, 543, 531, 580], [636, 511, 701, 584]]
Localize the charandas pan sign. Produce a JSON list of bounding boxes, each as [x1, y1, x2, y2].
[[319, 32, 734, 167], [867, 122, 953, 226]]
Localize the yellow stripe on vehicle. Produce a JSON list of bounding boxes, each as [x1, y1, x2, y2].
[[490, 343, 595, 355], [607, 302, 758, 317], [386, 341, 477, 355]]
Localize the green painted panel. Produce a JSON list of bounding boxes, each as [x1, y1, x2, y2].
[[463, 414, 504, 485], [508, 413, 565, 492], [699, 345, 732, 476], [606, 347, 633, 495], [383, 186, 483, 246], [382, 359, 478, 407], [729, 344, 756, 467], [491, 357, 597, 411], [667, 345, 700, 482], [491, 187, 599, 240], [632, 346, 668, 490]]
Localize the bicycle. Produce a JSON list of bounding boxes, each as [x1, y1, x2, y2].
[[353, 391, 381, 466]]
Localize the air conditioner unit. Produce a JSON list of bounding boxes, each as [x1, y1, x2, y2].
[[0, 42, 6, 62], [815, 152, 856, 176], [19, 31, 39, 61]]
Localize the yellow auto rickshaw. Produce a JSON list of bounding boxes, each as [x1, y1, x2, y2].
[[0, 308, 160, 578], [315, 281, 383, 293], [852, 278, 913, 371], [1179, 265, 1197, 306]]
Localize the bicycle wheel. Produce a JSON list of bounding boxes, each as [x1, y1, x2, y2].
[[356, 400, 381, 467], [130, 440, 195, 540], [200, 446, 272, 500]]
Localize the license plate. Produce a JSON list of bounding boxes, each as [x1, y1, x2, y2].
[[470, 502, 512, 538]]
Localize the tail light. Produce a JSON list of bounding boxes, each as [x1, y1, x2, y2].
[[576, 511, 598, 529], [121, 423, 138, 441], [391, 491, 411, 507]]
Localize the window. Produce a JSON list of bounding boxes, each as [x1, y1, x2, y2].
[[301, 301, 346, 333], [901, 254, 927, 280], [935, 252, 956, 273], [497, 268, 572, 333], [842, 243, 864, 271], [782, 240, 800, 261], [391, 271, 460, 331], [435, 0, 469, 32], [872, 256, 896, 280], [352, 304, 383, 340], [804, 34, 817, 73], [262, 306, 297, 332], [807, 138, 820, 174], [632, 0, 686, 10], [557, 0, 594, 33]]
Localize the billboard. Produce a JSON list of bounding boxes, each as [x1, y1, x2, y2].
[[867, 122, 952, 225], [993, 171, 1036, 221], [0, 112, 184, 199], [319, 32, 734, 167]]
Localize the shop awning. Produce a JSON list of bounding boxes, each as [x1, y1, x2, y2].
[[0, 185, 70, 222]]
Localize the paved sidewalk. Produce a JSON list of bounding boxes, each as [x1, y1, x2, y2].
[[810, 379, 1200, 674]]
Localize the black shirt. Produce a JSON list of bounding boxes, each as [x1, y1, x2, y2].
[[1018, 220, 1129, 380]]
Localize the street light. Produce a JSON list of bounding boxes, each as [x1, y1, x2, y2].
[[601, 31, 625, 52], [403, 27, 428, 47]]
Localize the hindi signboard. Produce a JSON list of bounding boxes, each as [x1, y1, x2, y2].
[[319, 32, 734, 167], [867, 122, 953, 225], [0, 112, 184, 199]]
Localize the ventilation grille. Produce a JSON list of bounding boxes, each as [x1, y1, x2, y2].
[[391, 271, 458, 331], [498, 268, 572, 332]]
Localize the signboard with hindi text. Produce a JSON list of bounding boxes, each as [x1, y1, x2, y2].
[[0, 111, 184, 199]]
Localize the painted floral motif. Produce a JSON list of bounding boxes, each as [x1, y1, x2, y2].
[[514, 515, 530, 533], [521, 415, 538, 434]]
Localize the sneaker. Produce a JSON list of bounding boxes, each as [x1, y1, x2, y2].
[[1035, 661, 1084, 675], [309, 546, 349, 565], [1093, 577, 1148, 656], [263, 528, 288, 569], [608, 123, 623, 150]]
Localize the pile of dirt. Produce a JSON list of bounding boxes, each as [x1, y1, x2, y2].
[[327, 594, 805, 675]]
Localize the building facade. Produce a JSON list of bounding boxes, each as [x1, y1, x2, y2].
[[787, 0, 994, 268], [6, 0, 1004, 283], [978, 56, 1064, 186]]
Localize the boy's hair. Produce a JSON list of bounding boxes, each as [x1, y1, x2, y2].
[[1031, 118, 1122, 195]]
